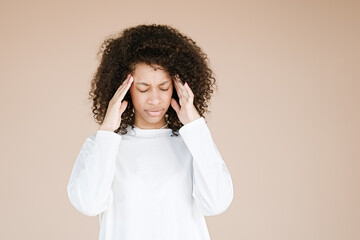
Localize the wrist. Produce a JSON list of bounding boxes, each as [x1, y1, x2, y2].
[[98, 125, 115, 132]]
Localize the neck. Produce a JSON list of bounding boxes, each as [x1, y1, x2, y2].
[[134, 116, 168, 129], [134, 122, 168, 129]]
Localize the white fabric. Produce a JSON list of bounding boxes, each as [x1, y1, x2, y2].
[[67, 117, 233, 240]]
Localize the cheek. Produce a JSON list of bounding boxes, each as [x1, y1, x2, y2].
[[129, 87, 140, 106], [164, 88, 173, 102]]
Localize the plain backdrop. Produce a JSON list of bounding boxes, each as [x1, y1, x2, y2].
[[0, 0, 359, 239]]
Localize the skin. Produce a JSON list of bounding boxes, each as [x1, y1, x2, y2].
[[129, 62, 174, 129], [170, 74, 201, 126], [98, 62, 201, 131]]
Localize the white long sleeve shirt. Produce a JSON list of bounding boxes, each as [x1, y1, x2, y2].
[[67, 117, 233, 240]]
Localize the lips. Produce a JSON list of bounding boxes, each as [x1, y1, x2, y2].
[[145, 109, 163, 117], [147, 109, 163, 112]]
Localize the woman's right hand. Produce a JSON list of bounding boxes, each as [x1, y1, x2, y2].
[[98, 74, 134, 132]]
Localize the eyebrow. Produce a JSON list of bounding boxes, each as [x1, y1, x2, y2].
[[135, 80, 171, 86]]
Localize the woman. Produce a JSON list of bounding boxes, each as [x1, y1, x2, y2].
[[67, 24, 233, 240]]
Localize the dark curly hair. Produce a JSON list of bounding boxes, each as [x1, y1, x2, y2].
[[88, 24, 218, 136]]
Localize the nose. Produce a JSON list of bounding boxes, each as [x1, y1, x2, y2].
[[147, 89, 162, 105]]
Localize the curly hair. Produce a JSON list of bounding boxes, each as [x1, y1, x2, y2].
[[88, 24, 218, 136]]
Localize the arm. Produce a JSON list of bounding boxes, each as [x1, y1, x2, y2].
[[66, 130, 121, 216], [179, 117, 234, 216]]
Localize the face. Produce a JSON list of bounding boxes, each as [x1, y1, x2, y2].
[[129, 62, 173, 129]]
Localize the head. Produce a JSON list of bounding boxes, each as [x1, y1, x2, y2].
[[129, 62, 173, 129], [89, 24, 217, 136]]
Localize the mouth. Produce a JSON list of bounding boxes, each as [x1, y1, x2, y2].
[[145, 109, 163, 117]]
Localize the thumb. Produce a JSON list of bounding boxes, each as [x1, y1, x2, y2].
[[170, 98, 180, 115]]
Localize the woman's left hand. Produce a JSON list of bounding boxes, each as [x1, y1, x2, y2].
[[170, 75, 201, 125]]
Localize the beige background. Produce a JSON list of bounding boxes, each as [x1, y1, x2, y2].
[[1, 0, 359, 239]]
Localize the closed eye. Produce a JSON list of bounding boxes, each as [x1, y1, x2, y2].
[[139, 88, 169, 93]]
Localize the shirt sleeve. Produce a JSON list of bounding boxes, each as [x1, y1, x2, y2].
[[67, 130, 121, 217], [179, 117, 234, 216]]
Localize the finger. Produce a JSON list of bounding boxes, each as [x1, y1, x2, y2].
[[177, 81, 189, 99], [114, 74, 132, 96], [173, 78, 181, 97], [170, 98, 180, 115], [173, 75, 181, 90], [118, 75, 133, 100], [114, 75, 133, 100], [119, 100, 128, 114], [174, 75, 188, 99], [184, 82, 194, 100], [111, 78, 132, 106]]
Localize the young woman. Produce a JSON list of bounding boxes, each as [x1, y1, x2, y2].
[[67, 24, 234, 240]]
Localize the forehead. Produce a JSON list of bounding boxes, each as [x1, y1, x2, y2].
[[133, 63, 172, 86]]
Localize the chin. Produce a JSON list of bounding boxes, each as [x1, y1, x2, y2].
[[145, 117, 163, 124], [134, 107, 169, 127]]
